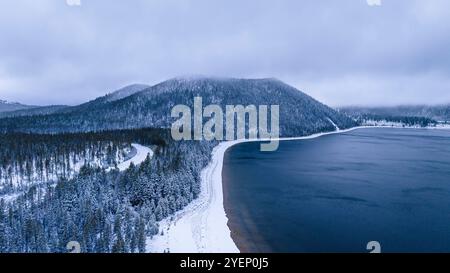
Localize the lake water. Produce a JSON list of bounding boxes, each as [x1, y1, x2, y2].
[[223, 128, 450, 253]]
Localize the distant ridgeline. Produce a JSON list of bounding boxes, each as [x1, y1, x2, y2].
[[0, 105, 68, 119], [350, 113, 437, 127], [339, 105, 450, 127], [0, 78, 357, 136], [0, 100, 37, 114]]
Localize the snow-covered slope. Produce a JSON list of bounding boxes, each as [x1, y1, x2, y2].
[[0, 144, 131, 190], [103, 84, 150, 103], [54, 84, 150, 115], [1, 143, 153, 203]]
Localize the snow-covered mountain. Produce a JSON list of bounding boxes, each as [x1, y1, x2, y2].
[[54, 84, 150, 115], [0, 84, 149, 119], [0, 100, 37, 113], [0, 77, 357, 136], [102, 84, 150, 103]]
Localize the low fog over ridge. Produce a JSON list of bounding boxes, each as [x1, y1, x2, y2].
[[0, 0, 450, 106]]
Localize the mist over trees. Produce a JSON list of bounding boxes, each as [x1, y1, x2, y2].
[[339, 105, 450, 124]]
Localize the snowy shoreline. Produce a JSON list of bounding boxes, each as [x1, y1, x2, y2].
[[147, 125, 450, 253], [145, 126, 366, 253]]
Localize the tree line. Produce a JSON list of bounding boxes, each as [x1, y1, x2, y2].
[[353, 114, 437, 127]]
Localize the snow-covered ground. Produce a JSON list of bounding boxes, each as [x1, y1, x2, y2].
[[147, 140, 242, 253], [114, 144, 153, 171], [1, 192, 21, 203], [431, 123, 450, 130], [362, 119, 450, 129], [327, 118, 340, 131], [363, 119, 428, 127]]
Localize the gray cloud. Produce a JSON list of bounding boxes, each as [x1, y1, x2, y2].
[[0, 0, 449, 106]]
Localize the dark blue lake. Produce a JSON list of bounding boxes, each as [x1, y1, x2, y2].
[[223, 128, 450, 253]]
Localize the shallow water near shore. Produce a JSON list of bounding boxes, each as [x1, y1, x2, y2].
[[223, 128, 450, 253]]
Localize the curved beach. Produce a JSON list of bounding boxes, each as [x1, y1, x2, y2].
[[146, 140, 245, 253], [146, 125, 450, 253], [146, 126, 366, 253]]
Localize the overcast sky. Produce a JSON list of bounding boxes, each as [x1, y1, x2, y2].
[[0, 0, 450, 106]]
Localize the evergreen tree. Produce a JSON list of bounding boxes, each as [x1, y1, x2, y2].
[[137, 217, 146, 253], [0, 199, 8, 253]]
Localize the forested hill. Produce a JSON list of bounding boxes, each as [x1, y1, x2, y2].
[[0, 77, 357, 136]]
